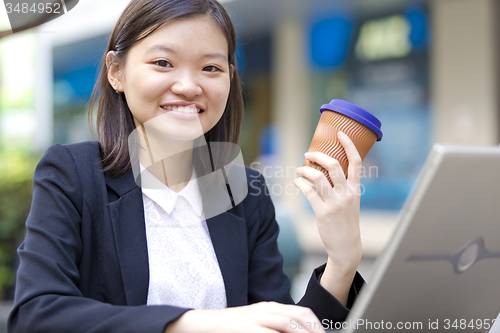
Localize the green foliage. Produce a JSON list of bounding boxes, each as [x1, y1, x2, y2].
[[0, 148, 39, 300]]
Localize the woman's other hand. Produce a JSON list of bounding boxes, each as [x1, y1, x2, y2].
[[294, 131, 363, 305], [165, 302, 326, 333]]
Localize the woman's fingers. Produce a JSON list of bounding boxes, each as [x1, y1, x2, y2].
[[166, 304, 327, 333], [294, 175, 324, 215], [259, 313, 307, 333], [296, 164, 331, 197], [337, 131, 362, 187], [299, 131, 363, 200], [299, 151, 347, 199], [256, 302, 326, 333], [305, 151, 347, 189], [294, 167, 328, 208]]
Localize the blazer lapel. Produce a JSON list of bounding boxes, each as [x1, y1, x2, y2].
[[105, 169, 150, 306], [199, 178, 249, 308], [206, 210, 248, 307]]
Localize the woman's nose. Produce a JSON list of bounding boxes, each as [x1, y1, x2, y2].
[[170, 71, 202, 99]]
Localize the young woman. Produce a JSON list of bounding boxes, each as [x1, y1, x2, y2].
[[8, 0, 365, 332]]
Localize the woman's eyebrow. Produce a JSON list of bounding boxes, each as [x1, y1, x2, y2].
[[146, 44, 228, 62], [146, 45, 176, 54], [201, 53, 228, 62]]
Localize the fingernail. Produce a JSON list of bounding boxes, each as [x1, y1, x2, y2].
[[304, 152, 311, 156], [338, 131, 346, 138]]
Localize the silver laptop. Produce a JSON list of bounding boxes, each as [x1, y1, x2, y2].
[[327, 144, 500, 333]]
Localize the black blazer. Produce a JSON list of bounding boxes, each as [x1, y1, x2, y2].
[[8, 141, 364, 333]]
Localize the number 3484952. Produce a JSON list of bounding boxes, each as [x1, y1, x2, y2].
[[5, 2, 62, 14]]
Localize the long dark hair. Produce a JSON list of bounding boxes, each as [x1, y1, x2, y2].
[[88, 0, 243, 178]]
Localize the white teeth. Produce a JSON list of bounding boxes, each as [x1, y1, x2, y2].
[[161, 105, 201, 113]]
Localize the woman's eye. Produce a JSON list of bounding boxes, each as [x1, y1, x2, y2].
[[155, 60, 172, 68], [203, 65, 221, 73]]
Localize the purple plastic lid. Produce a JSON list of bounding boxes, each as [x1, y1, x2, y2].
[[320, 99, 383, 141]]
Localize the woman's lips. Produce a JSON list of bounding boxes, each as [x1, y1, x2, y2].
[[160, 105, 201, 113], [159, 106, 203, 119], [160, 101, 205, 112]]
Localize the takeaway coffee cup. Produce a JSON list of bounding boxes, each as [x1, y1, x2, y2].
[[302, 99, 383, 187]]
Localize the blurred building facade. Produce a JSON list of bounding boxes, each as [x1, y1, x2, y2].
[[0, 0, 499, 255]]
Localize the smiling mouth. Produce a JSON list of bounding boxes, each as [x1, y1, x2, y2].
[[160, 105, 204, 113]]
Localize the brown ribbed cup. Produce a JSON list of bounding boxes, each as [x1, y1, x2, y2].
[[303, 110, 378, 187]]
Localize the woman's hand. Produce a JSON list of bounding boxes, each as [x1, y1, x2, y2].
[[165, 302, 326, 333], [294, 131, 363, 305]]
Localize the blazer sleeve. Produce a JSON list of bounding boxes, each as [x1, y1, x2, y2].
[[246, 171, 365, 323], [8, 144, 190, 333]]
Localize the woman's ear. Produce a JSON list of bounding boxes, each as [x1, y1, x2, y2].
[[229, 64, 234, 81], [106, 51, 123, 93]]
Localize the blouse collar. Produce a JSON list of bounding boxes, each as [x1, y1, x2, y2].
[[139, 163, 203, 217]]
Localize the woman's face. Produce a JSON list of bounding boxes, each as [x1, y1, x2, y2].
[[107, 15, 232, 140]]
